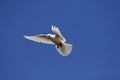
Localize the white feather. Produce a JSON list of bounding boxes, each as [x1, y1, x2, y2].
[[55, 43, 72, 56], [51, 25, 66, 42], [24, 35, 54, 44]]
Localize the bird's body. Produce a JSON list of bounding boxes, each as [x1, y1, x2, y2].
[[24, 25, 72, 56], [48, 34, 62, 46]]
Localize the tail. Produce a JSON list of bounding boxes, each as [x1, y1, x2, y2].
[[55, 43, 72, 56]]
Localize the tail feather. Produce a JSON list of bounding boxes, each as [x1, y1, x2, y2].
[[55, 43, 72, 56]]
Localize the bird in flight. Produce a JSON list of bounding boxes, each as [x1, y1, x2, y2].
[[24, 25, 72, 56]]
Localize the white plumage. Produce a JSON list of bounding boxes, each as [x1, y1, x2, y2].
[[24, 25, 72, 56]]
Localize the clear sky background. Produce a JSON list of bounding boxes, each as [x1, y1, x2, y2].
[[0, 0, 120, 80]]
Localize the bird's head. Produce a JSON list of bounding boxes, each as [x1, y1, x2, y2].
[[47, 34, 55, 38], [47, 34, 52, 38], [47, 34, 51, 36]]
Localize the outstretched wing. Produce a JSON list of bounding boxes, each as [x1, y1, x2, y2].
[[24, 34, 54, 44], [51, 25, 66, 42]]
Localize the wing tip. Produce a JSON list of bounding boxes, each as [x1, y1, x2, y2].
[[23, 35, 32, 40], [24, 35, 28, 39], [51, 25, 58, 29], [51, 25, 59, 32]]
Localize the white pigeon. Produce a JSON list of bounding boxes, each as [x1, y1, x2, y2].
[[24, 25, 72, 56]]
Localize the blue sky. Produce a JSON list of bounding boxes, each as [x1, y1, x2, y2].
[[0, 0, 120, 80]]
